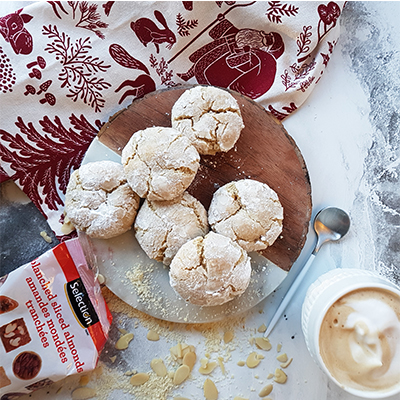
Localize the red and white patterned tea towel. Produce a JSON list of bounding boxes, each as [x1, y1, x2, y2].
[[0, 1, 344, 239]]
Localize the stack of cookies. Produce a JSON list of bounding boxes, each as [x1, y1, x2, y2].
[[65, 86, 283, 307]]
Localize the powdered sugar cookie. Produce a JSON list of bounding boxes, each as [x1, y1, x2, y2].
[[65, 160, 140, 239], [171, 86, 244, 155], [208, 179, 283, 252], [134, 192, 209, 266], [169, 231, 251, 306], [121, 126, 200, 201]]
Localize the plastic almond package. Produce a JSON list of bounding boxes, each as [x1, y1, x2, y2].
[[0, 238, 112, 398]]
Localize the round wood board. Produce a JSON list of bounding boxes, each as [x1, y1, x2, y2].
[[98, 85, 312, 272]]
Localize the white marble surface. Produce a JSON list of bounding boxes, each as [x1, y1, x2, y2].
[[1, 2, 400, 400]]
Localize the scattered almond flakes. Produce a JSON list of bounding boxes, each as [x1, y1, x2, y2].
[[246, 352, 263, 368], [273, 368, 287, 384], [115, 332, 134, 350], [97, 273, 106, 285], [147, 329, 160, 341], [102, 287, 188, 343], [280, 358, 293, 369], [199, 359, 217, 375], [257, 323, 267, 333], [170, 343, 196, 363], [182, 351, 196, 371], [223, 330, 234, 343], [217, 356, 226, 374], [258, 383, 273, 397], [277, 343, 282, 352], [79, 375, 90, 386], [255, 337, 272, 351], [71, 387, 96, 400], [173, 365, 190, 385], [40, 230, 52, 243], [276, 353, 288, 363], [130, 372, 150, 386], [98, 287, 291, 399], [61, 213, 75, 234], [204, 378, 218, 400], [151, 358, 168, 377], [130, 372, 175, 399]]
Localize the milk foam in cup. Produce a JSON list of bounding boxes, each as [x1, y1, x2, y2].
[[302, 268, 400, 399]]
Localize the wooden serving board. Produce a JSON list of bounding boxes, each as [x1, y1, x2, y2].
[[98, 86, 312, 272]]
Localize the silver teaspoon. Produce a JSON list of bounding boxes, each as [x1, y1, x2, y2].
[[264, 206, 351, 338]]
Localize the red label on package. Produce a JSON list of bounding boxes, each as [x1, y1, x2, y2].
[[0, 238, 112, 397]]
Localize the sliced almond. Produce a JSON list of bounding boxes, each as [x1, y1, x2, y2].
[[273, 368, 287, 384], [177, 342, 183, 358], [174, 397, 191, 400], [170, 342, 194, 361], [147, 330, 160, 341], [255, 337, 272, 351], [115, 332, 134, 350], [258, 383, 273, 397], [183, 351, 196, 371], [71, 387, 96, 400], [237, 360, 245, 367], [217, 356, 225, 375], [267, 373, 274, 379], [233, 397, 249, 400], [79, 375, 90, 386], [173, 365, 190, 385], [40, 230, 52, 243], [199, 361, 217, 375], [130, 372, 150, 386], [277, 343, 282, 352], [257, 323, 267, 333], [151, 358, 167, 377], [246, 352, 262, 368], [276, 353, 288, 363], [204, 378, 218, 400], [280, 358, 293, 369], [97, 274, 106, 285], [223, 330, 234, 343]]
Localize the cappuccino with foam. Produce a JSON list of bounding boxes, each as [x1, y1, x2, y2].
[[319, 287, 400, 393]]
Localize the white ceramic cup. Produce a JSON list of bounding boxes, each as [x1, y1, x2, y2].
[[302, 268, 400, 399]]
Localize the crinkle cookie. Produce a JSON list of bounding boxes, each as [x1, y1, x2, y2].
[[65, 160, 140, 239], [121, 126, 200, 201], [208, 179, 283, 252], [171, 86, 244, 155], [134, 192, 209, 266], [169, 231, 251, 306]]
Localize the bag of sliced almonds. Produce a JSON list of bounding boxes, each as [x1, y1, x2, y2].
[[0, 238, 112, 398]]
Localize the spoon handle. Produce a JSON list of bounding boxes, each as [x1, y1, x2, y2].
[[264, 253, 316, 338]]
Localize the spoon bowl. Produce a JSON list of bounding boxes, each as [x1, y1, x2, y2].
[[314, 207, 351, 253], [264, 206, 351, 337]]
